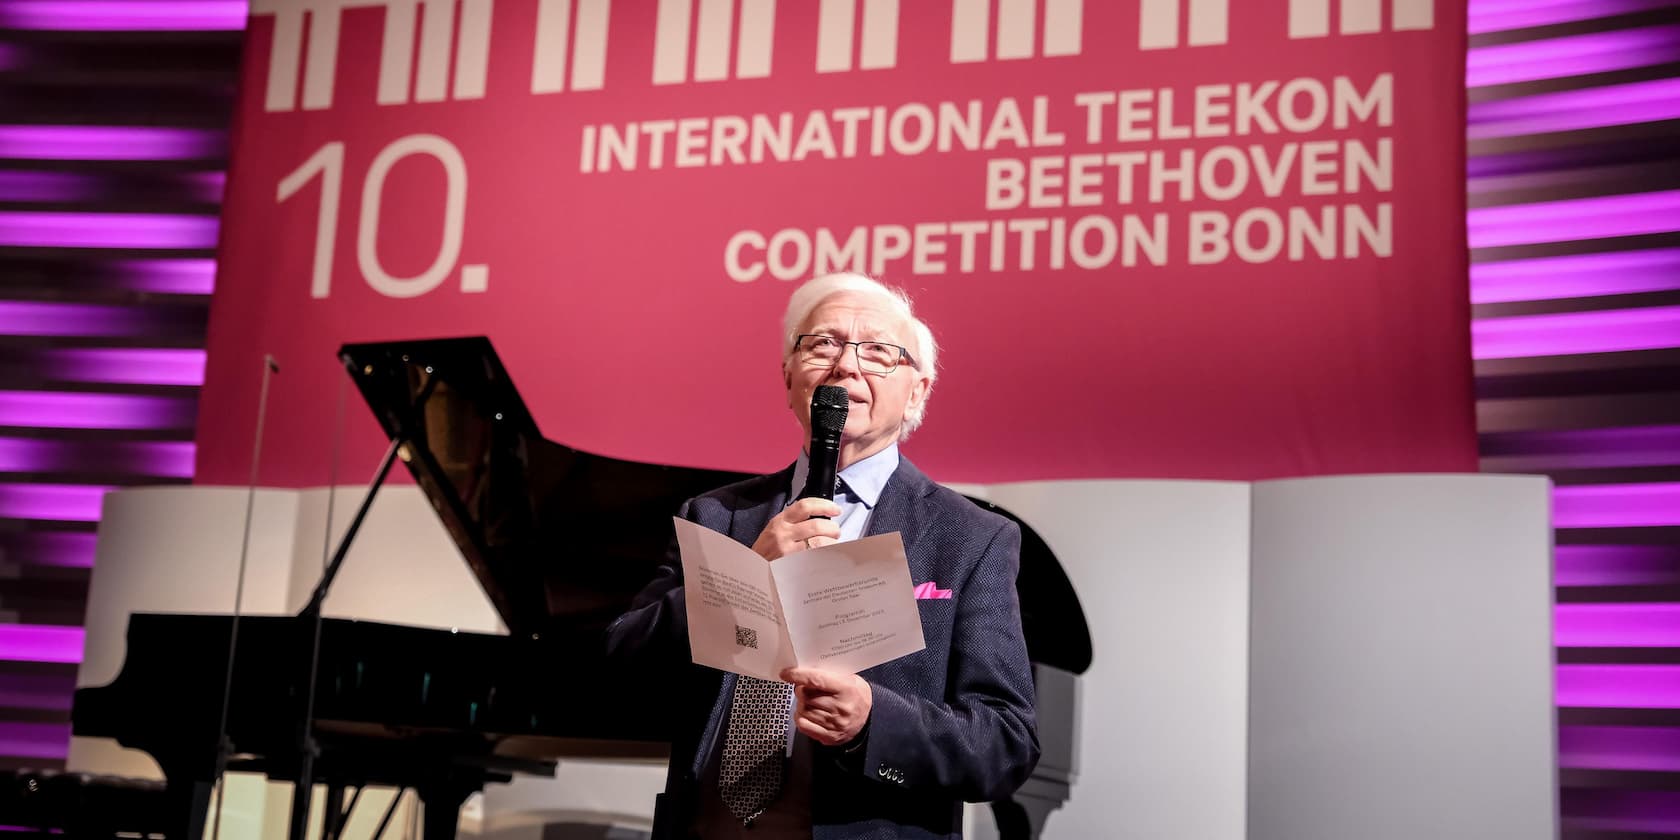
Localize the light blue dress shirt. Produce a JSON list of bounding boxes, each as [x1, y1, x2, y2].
[[787, 442, 900, 541]]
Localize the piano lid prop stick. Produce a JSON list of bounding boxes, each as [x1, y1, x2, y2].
[[318, 360, 348, 575], [209, 352, 280, 840], [289, 363, 441, 840]]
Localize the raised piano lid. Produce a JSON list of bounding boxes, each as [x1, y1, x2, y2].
[[337, 336, 1091, 672], [337, 336, 732, 642]]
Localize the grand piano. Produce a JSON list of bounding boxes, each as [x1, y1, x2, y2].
[[68, 337, 1093, 839]]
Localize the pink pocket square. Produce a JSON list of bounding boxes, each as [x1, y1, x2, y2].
[[912, 581, 953, 600]]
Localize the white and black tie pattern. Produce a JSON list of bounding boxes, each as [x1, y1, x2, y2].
[[719, 676, 792, 824]]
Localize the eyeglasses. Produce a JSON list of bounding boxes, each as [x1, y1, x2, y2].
[[793, 334, 916, 375]]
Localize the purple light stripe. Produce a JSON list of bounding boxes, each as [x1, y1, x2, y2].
[[1469, 0, 1678, 35], [1467, 79, 1680, 139], [1564, 791, 1680, 834], [1481, 426, 1680, 457], [1557, 604, 1680, 647], [112, 258, 216, 295], [1554, 483, 1680, 529], [7, 531, 98, 568], [0, 0, 246, 31], [0, 170, 227, 204], [1480, 425, 1680, 470], [1561, 726, 1680, 772], [0, 210, 219, 249], [147, 440, 197, 477], [0, 437, 50, 472], [1556, 545, 1680, 587], [0, 482, 113, 522], [0, 437, 196, 477], [0, 674, 75, 712], [1464, 166, 1624, 200], [0, 723, 70, 761], [1557, 665, 1680, 708], [1482, 450, 1671, 471], [1467, 191, 1680, 249], [1470, 249, 1680, 304], [1471, 79, 1680, 123], [1465, 149, 1571, 179], [0, 624, 84, 664], [1471, 305, 1680, 359], [0, 390, 197, 430], [1466, 26, 1680, 88], [187, 170, 226, 203], [0, 43, 20, 72], [0, 301, 152, 337], [42, 347, 207, 386], [0, 125, 225, 161], [0, 170, 98, 203]]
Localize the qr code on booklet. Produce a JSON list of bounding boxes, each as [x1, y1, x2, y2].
[[734, 625, 759, 650]]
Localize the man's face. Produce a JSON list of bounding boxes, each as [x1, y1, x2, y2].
[[785, 291, 930, 465]]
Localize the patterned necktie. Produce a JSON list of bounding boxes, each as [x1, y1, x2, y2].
[[717, 475, 856, 822], [719, 676, 793, 824]]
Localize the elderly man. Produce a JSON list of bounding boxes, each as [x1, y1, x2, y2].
[[605, 272, 1038, 840]]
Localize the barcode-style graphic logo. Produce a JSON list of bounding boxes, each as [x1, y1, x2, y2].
[[247, 0, 1437, 111], [1139, 0, 1435, 50], [651, 0, 775, 84], [531, 0, 611, 93], [815, 0, 901, 73], [1286, 0, 1435, 39], [735, 625, 760, 649], [251, 0, 496, 112], [950, 0, 1083, 63]]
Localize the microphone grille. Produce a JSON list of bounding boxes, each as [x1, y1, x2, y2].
[[811, 385, 849, 434]]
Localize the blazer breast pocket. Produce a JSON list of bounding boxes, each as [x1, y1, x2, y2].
[[915, 597, 957, 636]]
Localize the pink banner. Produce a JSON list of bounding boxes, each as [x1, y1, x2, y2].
[[199, 0, 1475, 486]]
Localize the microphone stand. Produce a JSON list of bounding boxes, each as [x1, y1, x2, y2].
[[285, 369, 439, 840], [208, 354, 279, 840]]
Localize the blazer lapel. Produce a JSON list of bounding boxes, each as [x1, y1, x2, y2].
[[728, 462, 796, 545], [866, 457, 936, 588]]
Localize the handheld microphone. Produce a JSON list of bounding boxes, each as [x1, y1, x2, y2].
[[800, 385, 849, 503]]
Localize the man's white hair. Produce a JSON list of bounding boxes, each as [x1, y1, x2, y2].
[[781, 272, 938, 438]]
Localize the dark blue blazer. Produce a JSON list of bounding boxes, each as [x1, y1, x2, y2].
[[605, 457, 1040, 840]]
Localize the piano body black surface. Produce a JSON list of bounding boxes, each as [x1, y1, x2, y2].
[[70, 613, 670, 839], [70, 336, 1092, 839]]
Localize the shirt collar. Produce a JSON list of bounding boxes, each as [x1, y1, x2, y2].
[[789, 443, 899, 509]]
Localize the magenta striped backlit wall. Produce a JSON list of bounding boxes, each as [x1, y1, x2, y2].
[[0, 0, 234, 769], [1469, 0, 1680, 836], [2, 0, 1679, 834]]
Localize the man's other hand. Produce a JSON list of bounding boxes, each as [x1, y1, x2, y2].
[[782, 666, 871, 747]]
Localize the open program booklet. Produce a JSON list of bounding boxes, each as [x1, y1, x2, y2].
[[673, 518, 927, 681]]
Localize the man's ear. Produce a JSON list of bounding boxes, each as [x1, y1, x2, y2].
[[783, 364, 794, 409], [908, 374, 930, 411]]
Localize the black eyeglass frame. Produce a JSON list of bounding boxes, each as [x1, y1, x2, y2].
[[792, 334, 918, 374]]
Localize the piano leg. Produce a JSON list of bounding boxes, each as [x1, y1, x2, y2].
[[416, 781, 475, 840], [990, 799, 1033, 840], [166, 777, 214, 840], [322, 783, 346, 840]]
